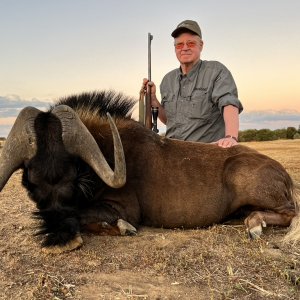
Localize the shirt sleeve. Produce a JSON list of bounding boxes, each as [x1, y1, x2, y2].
[[211, 64, 243, 114]]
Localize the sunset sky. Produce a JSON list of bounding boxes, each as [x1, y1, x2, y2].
[[0, 0, 299, 136]]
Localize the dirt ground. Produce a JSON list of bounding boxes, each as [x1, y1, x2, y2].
[[0, 139, 300, 299]]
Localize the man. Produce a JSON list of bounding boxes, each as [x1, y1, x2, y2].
[[143, 20, 243, 148]]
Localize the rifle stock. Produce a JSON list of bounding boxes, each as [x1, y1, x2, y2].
[[139, 87, 145, 125]]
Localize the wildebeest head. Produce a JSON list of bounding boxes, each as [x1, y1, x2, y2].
[[0, 104, 127, 209]]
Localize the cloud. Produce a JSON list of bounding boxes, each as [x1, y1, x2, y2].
[[240, 110, 300, 130], [0, 95, 53, 118], [0, 95, 54, 137], [1, 97, 299, 137]]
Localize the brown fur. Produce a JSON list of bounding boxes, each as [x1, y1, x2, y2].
[[2, 91, 297, 252], [83, 117, 297, 238]]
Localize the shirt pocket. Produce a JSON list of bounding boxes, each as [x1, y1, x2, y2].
[[162, 93, 176, 120], [184, 89, 213, 120]]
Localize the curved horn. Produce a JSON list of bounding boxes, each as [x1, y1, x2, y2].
[[0, 107, 41, 192], [52, 105, 126, 188]]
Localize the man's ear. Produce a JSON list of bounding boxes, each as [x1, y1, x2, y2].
[[199, 40, 204, 51]]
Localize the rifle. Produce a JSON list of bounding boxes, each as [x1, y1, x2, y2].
[[139, 33, 159, 133]]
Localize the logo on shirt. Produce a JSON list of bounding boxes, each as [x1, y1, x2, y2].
[[194, 87, 208, 92]]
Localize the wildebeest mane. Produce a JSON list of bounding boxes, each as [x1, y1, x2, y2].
[[52, 90, 137, 119]]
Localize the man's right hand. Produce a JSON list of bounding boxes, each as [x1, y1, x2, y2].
[[142, 78, 159, 107], [141, 78, 167, 124]]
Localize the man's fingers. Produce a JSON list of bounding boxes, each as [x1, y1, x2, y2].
[[217, 138, 238, 148]]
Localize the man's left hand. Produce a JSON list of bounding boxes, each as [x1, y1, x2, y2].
[[216, 136, 238, 148]]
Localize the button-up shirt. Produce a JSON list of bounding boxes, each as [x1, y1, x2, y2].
[[160, 60, 243, 142]]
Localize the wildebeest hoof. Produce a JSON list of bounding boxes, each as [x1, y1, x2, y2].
[[117, 219, 137, 236], [42, 234, 83, 254], [247, 221, 267, 240]]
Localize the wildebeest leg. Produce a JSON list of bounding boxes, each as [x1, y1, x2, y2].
[[80, 203, 137, 236], [224, 153, 296, 239], [244, 209, 296, 239], [83, 219, 137, 236], [116, 219, 137, 235]]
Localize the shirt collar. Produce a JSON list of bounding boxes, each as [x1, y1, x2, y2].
[[177, 60, 202, 81]]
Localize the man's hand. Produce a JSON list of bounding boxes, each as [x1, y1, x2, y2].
[[142, 78, 156, 94], [216, 136, 238, 148], [141, 78, 167, 125], [142, 78, 160, 107]]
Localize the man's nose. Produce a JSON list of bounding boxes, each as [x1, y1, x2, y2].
[[182, 43, 190, 50]]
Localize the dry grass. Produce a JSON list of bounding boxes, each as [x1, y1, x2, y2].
[[0, 140, 300, 299], [242, 139, 300, 184]]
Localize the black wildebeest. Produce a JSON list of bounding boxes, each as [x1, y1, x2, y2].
[[0, 91, 299, 253]]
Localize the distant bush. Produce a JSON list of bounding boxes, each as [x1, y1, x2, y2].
[[255, 129, 277, 141], [273, 129, 287, 139], [239, 129, 258, 142], [239, 129, 277, 142], [294, 132, 300, 139], [239, 125, 300, 142], [286, 127, 297, 139]]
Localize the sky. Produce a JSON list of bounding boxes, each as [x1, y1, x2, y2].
[[0, 0, 300, 136]]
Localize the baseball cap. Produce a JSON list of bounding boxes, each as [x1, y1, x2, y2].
[[171, 20, 202, 38]]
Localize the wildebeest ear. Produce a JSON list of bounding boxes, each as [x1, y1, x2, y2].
[[51, 105, 126, 188], [0, 106, 41, 192]]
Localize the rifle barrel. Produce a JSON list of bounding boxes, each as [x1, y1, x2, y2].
[[145, 33, 153, 130]]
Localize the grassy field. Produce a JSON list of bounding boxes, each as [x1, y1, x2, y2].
[[242, 139, 300, 183], [0, 139, 300, 299]]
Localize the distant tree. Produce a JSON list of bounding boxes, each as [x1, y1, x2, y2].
[[255, 129, 277, 141], [294, 132, 300, 139], [0, 138, 5, 149], [239, 129, 258, 142], [273, 129, 287, 139], [239, 126, 300, 142], [286, 127, 297, 139]]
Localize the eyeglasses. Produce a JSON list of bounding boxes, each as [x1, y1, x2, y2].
[[174, 41, 198, 50]]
